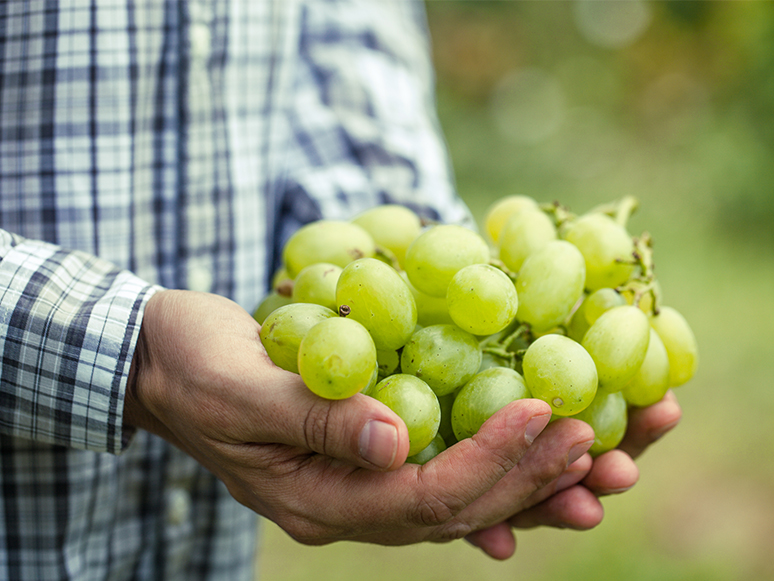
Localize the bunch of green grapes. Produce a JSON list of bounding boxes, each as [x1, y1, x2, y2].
[[255, 196, 699, 464]]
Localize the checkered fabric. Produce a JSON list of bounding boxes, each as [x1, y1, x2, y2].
[[0, 0, 471, 579]]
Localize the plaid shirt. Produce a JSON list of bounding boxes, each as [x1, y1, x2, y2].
[[0, 1, 471, 579]]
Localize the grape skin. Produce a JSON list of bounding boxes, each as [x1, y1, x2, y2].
[[259, 303, 338, 373], [622, 328, 671, 407], [400, 324, 482, 397], [582, 305, 650, 393], [498, 207, 557, 273], [650, 305, 699, 387], [451, 367, 531, 440], [562, 213, 635, 292], [404, 224, 490, 298], [483, 195, 540, 244], [522, 334, 598, 416], [291, 262, 342, 311], [572, 390, 628, 457], [446, 264, 518, 336], [351, 204, 422, 268], [336, 258, 417, 351], [298, 317, 378, 400], [283, 220, 376, 278], [368, 374, 441, 456], [515, 240, 586, 333]]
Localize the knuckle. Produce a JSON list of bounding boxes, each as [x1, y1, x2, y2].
[[302, 401, 333, 455], [410, 490, 464, 528]]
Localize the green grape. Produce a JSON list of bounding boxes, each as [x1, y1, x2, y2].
[[283, 220, 376, 278], [437, 392, 458, 447], [298, 317, 377, 400], [582, 305, 650, 392], [271, 266, 291, 290], [562, 213, 635, 292], [361, 365, 380, 397], [446, 264, 518, 336], [259, 303, 337, 373], [368, 374, 441, 456], [400, 324, 482, 397], [478, 350, 513, 372], [404, 225, 490, 298], [406, 434, 447, 465], [403, 273, 454, 327], [336, 258, 417, 350], [451, 367, 531, 440], [498, 207, 557, 273], [483, 195, 540, 244], [376, 348, 401, 379], [572, 390, 627, 457], [252, 291, 293, 325], [291, 262, 342, 311], [622, 328, 670, 407], [522, 334, 598, 417], [515, 240, 586, 332], [566, 295, 590, 343], [584, 287, 626, 326], [351, 204, 422, 267], [650, 305, 699, 387]]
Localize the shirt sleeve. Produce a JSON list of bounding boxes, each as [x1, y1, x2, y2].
[[0, 230, 160, 455], [275, 0, 474, 256]]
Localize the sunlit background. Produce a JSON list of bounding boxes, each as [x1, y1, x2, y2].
[[258, 2, 774, 580]]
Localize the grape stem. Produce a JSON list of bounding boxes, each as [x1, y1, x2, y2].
[[589, 195, 640, 227], [539, 201, 576, 229]]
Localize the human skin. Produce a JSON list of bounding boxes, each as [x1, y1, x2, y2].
[[124, 290, 680, 555]]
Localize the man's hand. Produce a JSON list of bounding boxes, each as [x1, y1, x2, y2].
[[124, 290, 598, 547], [465, 391, 683, 559]]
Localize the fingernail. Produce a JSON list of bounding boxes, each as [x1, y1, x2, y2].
[[525, 414, 551, 444], [359, 420, 398, 469], [567, 440, 594, 466]]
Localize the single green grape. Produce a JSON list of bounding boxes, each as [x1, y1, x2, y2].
[[283, 220, 376, 278], [437, 391, 458, 448], [336, 258, 417, 350], [351, 204, 422, 268], [368, 374, 441, 456], [515, 240, 586, 333], [291, 262, 342, 311], [483, 195, 540, 244], [406, 434, 447, 465], [404, 224, 490, 298], [451, 367, 531, 440], [403, 273, 454, 327], [400, 324, 482, 397], [259, 303, 337, 373], [562, 213, 635, 292], [376, 348, 401, 379], [622, 328, 670, 407], [522, 334, 598, 416], [582, 305, 650, 392], [572, 390, 627, 457], [498, 207, 557, 273], [298, 317, 377, 400], [252, 291, 293, 325], [584, 287, 627, 326], [566, 294, 590, 343], [650, 305, 699, 387], [446, 264, 518, 336]]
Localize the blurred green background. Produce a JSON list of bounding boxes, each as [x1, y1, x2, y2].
[[258, 2, 774, 580]]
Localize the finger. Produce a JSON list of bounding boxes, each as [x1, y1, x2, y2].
[[440, 418, 595, 535], [254, 366, 412, 471], [619, 390, 682, 459], [465, 522, 516, 560], [257, 398, 553, 543], [582, 449, 639, 495], [508, 485, 604, 530]]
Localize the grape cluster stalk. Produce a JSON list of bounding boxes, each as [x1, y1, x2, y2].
[[256, 196, 699, 462]]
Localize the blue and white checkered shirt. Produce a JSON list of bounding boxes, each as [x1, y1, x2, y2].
[[0, 1, 471, 579]]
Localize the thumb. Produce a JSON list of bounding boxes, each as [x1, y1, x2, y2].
[[262, 371, 411, 471]]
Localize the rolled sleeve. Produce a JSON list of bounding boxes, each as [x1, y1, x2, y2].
[[0, 231, 159, 454]]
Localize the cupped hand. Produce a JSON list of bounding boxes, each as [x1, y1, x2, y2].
[[466, 390, 683, 559], [124, 290, 596, 547]]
